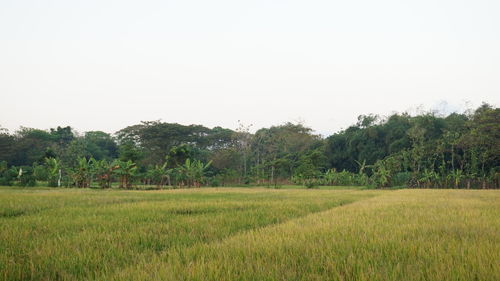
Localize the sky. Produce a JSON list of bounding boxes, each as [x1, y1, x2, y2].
[[1, 0, 499, 136]]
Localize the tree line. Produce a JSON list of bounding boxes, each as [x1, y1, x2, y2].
[[0, 103, 498, 189]]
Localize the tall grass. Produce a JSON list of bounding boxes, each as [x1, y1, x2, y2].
[[109, 190, 500, 281], [0, 187, 377, 281], [1, 188, 498, 281]]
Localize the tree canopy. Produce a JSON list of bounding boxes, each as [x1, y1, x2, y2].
[[0, 103, 498, 188]]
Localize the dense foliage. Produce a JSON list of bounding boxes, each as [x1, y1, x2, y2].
[[0, 103, 498, 188]]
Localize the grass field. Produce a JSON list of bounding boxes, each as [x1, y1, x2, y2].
[[0, 187, 498, 281]]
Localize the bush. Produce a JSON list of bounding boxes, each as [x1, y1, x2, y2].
[[0, 168, 17, 186], [0, 177, 12, 186], [243, 176, 251, 185], [392, 172, 412, 187], [33, 164, 48, 181], [304, 178, 319, 189], [210, 178, 220, 187], [17, 167, 37, 187]]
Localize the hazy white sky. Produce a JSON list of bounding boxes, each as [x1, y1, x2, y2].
[[1, 0, 499, 136]]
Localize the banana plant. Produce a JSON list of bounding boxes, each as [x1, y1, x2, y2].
[[45, 157, 61, 187], [419, 169, 438, 188], [113, 160, 137, 188], [324, 169, 338, 185], [193, 159, 211, 187], [71, 157, 93, 188], [179, 159, 211, 187], [148, 162, 172, 188], [355, 159, 367, 175], [372, 160, 391, 188], [94, 160, 114, 188], [447, 169, 464, 189]]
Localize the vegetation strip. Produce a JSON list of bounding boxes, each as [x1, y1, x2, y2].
[[0, 103, 498, 190]]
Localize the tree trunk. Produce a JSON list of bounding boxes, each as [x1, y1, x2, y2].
[[58, 169, 62, 187], [271, 165, 274, 186], [451, 145, 455, 171]]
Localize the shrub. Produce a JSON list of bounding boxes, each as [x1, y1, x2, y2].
[[210, 178, 220, 187], [304, 178, 319, 189], [392, 172, 412, 187], [17, 167, 37, 187]]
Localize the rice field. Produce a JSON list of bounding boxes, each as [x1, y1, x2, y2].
[[0, 187, 498, 281]]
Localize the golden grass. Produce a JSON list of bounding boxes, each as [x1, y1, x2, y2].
[[0, 187, 378, 281], [1, 188, 498, 281], [108, 190, 500, 281]]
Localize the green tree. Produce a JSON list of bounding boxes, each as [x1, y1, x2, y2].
[[83, 131, 119, 160]]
